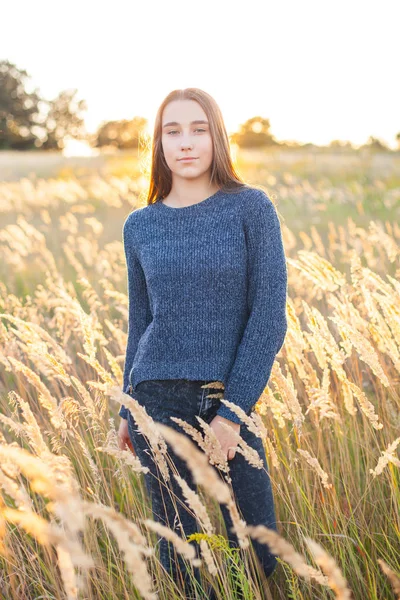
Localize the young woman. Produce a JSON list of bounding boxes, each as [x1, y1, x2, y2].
[[117, 88, 288, 599]]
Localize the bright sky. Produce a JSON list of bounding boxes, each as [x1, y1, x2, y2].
[[1, 0, 399, 148]]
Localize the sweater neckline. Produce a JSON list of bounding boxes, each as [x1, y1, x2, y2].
[[155, 189, 224, 212]]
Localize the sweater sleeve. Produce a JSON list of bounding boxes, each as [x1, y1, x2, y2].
[[119, 214, 152, 419], [216, 191, 288, 424]]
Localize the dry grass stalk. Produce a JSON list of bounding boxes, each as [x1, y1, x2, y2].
[[0, 444, 85, 536], [245, 525, 328, 585], [171, 416, 231, 480], [96, 429, 150, 474], [287, 251, 346, 292], [267, 365, 305, 432], [0, 467, 32, 510], [297, 449, 333, 489], [369, 436, 400, 477], [199, 538, 219, 575], [210, 419, 263, 469], [0, 313, 72, 376], [172, 472, 215, 536], [107, 385, 170, 482], [345, 380, 384, 430], [68, 375, 102, 423], [305, 537, 353, 599], [340, 378, 358, 416], [142, 518, 201, 567], [329, 315, 390, 388], [305, 367, 341, 422], [154, 423, 250, 549], [302, 302, 348, 380], [2, 507, 94, 600], [5, 357, 67, 431], [82, 501, 156, 600], [378, 559, 400, 599]]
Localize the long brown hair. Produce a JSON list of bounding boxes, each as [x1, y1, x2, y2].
[[146, 88, 247, 205]]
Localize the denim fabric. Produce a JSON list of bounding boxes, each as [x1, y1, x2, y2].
[[127, 379, 277, 599]]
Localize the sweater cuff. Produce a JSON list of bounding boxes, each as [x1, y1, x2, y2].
[[216, 350, 277, 424], [215, 403, 248, 424], [119, 405, 129, 419]]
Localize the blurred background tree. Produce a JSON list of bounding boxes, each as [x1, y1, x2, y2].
[[230, 116, 278, 148], [93, 116, 149, 150], [0, 60, 42, 150], [0, 60, 87, 150], [41, 89, 88, 150]]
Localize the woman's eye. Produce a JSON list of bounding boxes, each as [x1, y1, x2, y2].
[[167, 128, 206, 135]]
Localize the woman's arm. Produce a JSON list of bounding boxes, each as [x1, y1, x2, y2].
[[216, 190, 288, 424], [119, 214, 152, 419]]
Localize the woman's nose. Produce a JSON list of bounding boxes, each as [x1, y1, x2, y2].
[[180, 135, 193, 150]]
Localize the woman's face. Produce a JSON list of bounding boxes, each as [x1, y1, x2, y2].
[[161, 99, 214, 182]]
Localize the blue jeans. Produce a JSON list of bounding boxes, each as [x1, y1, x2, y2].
[[126, 379, 278, 599]]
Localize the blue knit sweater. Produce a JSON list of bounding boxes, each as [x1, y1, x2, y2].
[[118, 185, 288, 424]]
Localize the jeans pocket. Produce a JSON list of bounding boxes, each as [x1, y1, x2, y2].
[[198, 384, 221, 423]]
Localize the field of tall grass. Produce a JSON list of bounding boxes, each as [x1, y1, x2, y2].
[[0, 149, 399, 599]]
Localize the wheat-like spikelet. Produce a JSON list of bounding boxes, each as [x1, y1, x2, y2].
[[369, 436, 400, 477], [345, 380, 384, 430], [170, 416, 231, 479], [329, 315, 390, 387], [303, 302, 348, 381], [267, 364, 305, 431], [305, 537, 352, 599], [69, 375, 102, 423], [262, 387, 292, 428], [377, 559, 400, 598], [369, 222, 400, 263], [357, 282, 400, 374], [142, 518, 201, 566], [213, 419, 264, 469], [297, 449, 333, 489], [305, 367, 341, 422], [287, 251, 346, 292], [82, 501, 156, 600], [339, 377, 358, 416], [372, 290, 400, 360], [246, 410, 280, 467], [96, 427, 150, 474], [6, 391, 48, 454], [77, 276, 103, 311], [73, 432, 102, 488], [0, 467, 32, 510], [106, 385, 170, 481], [154, 423, 250, 549], [0, 407, 27, 439], [199, 537, 219, 575], [2, 507, 94, 600], [245, 525, 328, 585], [0, 313, 73, 374], [0, 444, 84, 535], [6, 357, 67, 431], [279, 299, 310, 385], [310, 225, 327, 258], [172, 472, 215, 535]]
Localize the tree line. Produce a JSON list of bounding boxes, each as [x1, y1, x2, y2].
[[0, 60, 398, 152]]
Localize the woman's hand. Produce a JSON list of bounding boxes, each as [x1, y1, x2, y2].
[[209, 415, 240, 460], [117, 418, 136, 456]]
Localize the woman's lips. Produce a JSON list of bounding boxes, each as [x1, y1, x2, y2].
[[179, 157, 197, 161]]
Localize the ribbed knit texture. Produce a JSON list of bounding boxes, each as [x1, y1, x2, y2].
[[118, 185, 288, 424]]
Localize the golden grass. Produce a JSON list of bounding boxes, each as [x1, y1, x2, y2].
[[0, 158, 399, 599]]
